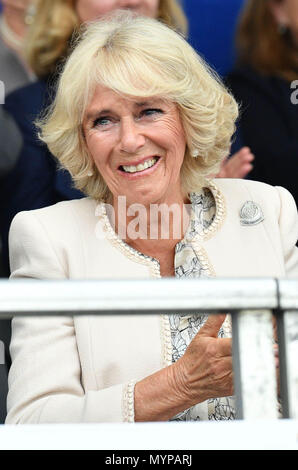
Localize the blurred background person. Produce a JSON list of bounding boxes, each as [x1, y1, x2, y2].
[[0, 0, 36, 240], [227, 0, 298, 207], [184, 0, 245, 77], [0, 0, 36, 93], [0, 0, 36, 192], [0, 0, 35, 312]]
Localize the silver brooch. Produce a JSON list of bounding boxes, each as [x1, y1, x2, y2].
[[240, 201, 264, 226]]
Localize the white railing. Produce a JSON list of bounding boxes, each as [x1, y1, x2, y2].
[[0, 278, 297, 421]]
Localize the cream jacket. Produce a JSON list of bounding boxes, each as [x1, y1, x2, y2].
[[5, 179, 298, 424]]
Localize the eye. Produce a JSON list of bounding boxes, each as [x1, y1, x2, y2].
[[140, 108, 164, 118], [93, 116, 112, 128]]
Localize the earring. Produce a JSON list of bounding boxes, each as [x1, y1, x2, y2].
[[24, 4, 37, 26], [87, 170, 94, 177], [191, 149, 199, 158]]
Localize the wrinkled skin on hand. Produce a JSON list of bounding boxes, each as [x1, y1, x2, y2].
[[173, 314, 234, 405]]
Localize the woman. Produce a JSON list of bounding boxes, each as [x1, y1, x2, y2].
[[227, 0, 298, 207], [6, 13, 298, 424], [0, 0, 254, 276]]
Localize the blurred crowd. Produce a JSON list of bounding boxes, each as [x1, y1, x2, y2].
[[0, 0, 297, 280]]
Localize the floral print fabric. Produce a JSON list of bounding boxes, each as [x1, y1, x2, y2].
[[169, 189, 235, 421]]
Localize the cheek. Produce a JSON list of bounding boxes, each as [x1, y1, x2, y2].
[[85, 133, 107, 168], [163, 119, 186, 164]]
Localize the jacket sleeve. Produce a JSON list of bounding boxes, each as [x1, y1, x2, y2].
[[6, 211, 134, 424], [276, 186, 298, 278]]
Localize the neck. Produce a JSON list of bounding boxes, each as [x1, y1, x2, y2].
[[112, 193, 191, 275]]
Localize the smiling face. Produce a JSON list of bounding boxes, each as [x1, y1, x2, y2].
[[83, 85, 187, 207], [75, 0, 160, 23]]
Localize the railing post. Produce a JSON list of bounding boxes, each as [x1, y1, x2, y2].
[[276, 311, 298, 419], [232, 310, 278, 420], [231, 311, 243, 419], [284, 311, 298, 419], [278, 280, 298, 419]]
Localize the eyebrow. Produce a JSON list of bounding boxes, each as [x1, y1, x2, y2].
[[85, 109, 111, 122], [85, 99, 165, 122]]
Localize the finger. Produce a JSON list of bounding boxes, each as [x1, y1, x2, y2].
[[238, 146, 250, 153], [198, 314, 226, 338], [272, 316, 278, 342], [275, 357, 279, 369], [232, 153, 254, 167], [218, 337, 232, 357], [220, 155, 253, 178], [232, 149, 254, 164], [237, 146, 253, 158], [237, 163, 253, 179]]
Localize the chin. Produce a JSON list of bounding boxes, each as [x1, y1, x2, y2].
[[133, 190, 167, 207]]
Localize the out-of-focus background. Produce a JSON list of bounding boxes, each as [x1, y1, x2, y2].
[[0, 0, 245, 76], [184, 0, 244, 76]]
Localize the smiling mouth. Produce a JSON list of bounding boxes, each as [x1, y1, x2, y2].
[[119, 157, 160, 174]]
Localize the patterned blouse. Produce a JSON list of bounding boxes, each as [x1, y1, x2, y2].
[[169, 189, 235, 421]]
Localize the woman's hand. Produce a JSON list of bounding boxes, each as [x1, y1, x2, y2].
[[173, 314, 234, 406], [134, 314, 233, 422], [216, 147, 254, 179]]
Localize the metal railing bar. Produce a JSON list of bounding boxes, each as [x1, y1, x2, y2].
[[0, 278, 284, 317], [278, 280, 298, 310], [0, 277, 297, 421]]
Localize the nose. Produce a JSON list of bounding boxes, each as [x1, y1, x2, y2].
[[119, 118, 146, 154]]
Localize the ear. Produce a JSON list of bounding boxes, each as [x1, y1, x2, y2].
[[269, 0, 290, 27]]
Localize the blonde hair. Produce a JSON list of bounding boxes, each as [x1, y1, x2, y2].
[[38, 12, 238, 202], [25, 0, 188, 78], [236, 0, 298, 82]]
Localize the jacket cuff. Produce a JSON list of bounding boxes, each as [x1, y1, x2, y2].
[[123, 380, 137, 422]]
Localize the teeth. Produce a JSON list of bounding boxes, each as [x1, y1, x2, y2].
[[122, 158, 157, 173]]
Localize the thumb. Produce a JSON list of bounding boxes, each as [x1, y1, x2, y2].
[[198, 314, 226, 338]]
